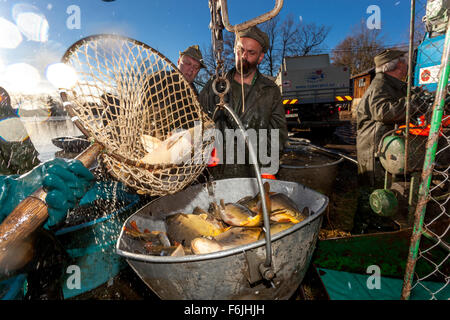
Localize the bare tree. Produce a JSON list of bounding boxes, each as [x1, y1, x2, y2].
[[279, 14, 298, 65], [201, 15, 330, 78], [260, 15, 281, 77], [290, 22, 331, 56], [332, 21, 385, 75]]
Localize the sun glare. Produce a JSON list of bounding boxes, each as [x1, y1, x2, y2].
[[4, 63, 41, 92], [46, 63, 79, 89], [0, 17, 23, 49]]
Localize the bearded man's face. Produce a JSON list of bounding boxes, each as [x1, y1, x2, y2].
[[234, 37, 264, 77]]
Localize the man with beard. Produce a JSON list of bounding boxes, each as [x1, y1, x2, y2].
[[199, 26, 288, 179]]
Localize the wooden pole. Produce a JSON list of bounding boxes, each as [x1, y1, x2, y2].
[[0, 142, 103, 274]]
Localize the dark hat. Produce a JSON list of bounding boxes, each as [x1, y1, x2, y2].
[[179, 45, 206, 68], [237, 26, 269, 53], [374, 49, 406, 68]]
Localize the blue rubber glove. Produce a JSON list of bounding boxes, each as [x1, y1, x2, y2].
[[0, 158, 94, 229], [42, 159, 94, 228]]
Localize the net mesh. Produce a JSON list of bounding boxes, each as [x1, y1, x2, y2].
[[403, 1, 450, 300], [62, 35, 215, 195]]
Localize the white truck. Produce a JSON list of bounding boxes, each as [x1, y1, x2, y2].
[[275, 54, 352, 129]]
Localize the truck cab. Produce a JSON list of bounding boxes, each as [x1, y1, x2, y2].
[[275, 54, 352, 129]]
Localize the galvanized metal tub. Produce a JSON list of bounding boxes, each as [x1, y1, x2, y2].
[[116, 178, 327, 300], [278, 146, 344, 197]]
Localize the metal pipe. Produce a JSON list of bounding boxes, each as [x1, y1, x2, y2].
[[219, 0, 284, 33], [404, 0, 416, 178], [288, 137, 358, 164], [220, 104, 273, 273], [401, 18, 450, 300]]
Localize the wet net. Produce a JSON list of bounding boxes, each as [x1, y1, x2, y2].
[[61, 35, 215, 195], [401, 1, 450, 300]]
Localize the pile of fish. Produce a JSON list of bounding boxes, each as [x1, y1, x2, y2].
[[124, 183, 310, 256]]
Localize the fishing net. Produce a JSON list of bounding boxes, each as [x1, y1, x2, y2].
[[61, 34, 215, 195], [401, 1, 450, 300]]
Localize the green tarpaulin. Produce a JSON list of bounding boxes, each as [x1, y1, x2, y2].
[[318, 268, 449, 300]]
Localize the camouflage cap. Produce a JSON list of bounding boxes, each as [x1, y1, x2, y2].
[[179, 45, 206, 68], [237, 26, 269, 53], [374, 49, 406, 68]]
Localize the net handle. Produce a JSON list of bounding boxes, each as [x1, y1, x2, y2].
[[0, 142, 103, 274]]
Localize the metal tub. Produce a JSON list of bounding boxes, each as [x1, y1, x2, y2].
[[116, 178, 327, 300], [278, 146, 344, 197]]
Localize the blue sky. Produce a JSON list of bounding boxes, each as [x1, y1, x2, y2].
[[0, 0, 413, 94]]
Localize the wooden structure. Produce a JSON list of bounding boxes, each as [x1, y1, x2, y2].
[[350, 67, 376, 118]]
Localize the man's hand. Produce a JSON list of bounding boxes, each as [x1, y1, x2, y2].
[[0, 158, 94, 229], [42, 159, 94, 228]]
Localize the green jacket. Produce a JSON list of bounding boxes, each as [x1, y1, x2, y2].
[[199, 68, 288, 178], [0, 103, 40, 175], [356, 73, 412, 186]]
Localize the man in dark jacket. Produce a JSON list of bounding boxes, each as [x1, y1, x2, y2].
[[199, 26, 288, 179], [354, 49, 424, 233], [356, 49, 420, 188]]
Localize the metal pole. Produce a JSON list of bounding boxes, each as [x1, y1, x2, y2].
[[401, 19, 450, 300], [221, 103, 274, 278], [404, 0, 416, 177]]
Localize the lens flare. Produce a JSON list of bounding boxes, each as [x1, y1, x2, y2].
[[12, 3, 49, 43], [46, 63, 79, 89], [0, 18, 23, 49], [4, 63, 41, 92]]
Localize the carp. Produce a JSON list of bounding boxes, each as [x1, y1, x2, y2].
[[237, 182, 272, 215], [191, 227, 262, 255], [220, 182, 272, 227], [140, 125, 204, 165], [269, 193, 308, 224], [165, 212, 228, 246], [217, 199, 263, 227]]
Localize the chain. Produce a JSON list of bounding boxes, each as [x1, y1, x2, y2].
[[209, 0, 230, 107]]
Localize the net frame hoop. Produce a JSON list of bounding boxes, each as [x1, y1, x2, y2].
[[59, 33, 211, 171]]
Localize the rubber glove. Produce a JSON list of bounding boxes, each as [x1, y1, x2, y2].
[[0, 158, 94, 229]]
